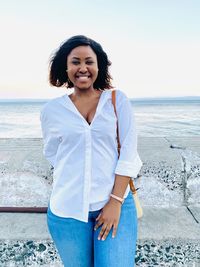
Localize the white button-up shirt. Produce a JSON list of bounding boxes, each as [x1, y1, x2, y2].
[[40, 89, 142, 222]]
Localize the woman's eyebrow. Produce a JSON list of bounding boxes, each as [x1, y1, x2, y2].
[[71, 56, 94, 60], [71, 57, 80, 60]]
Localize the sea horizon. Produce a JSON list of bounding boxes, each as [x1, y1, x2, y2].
[[0, 95, 200, 103]]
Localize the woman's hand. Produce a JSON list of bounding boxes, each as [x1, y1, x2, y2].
[[94, 198, 122, 241]]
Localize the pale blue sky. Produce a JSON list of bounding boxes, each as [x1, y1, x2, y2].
[[0, 0, 200, 99]]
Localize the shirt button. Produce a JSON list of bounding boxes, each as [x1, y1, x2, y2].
[[59, 137, 62, 142]]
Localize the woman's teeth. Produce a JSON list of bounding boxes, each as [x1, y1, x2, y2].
[[76, 76, 90, 81]]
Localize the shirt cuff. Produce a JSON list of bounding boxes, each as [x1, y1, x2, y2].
[[115, 154, 143, 178]]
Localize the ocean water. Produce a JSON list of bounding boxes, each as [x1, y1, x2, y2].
[[0, 99, 199, 138], [133, 99, 200, 137]]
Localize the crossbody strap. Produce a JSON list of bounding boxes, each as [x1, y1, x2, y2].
[[111, 90, 137, 195]]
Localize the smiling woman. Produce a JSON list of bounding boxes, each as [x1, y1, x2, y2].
[[66, 46, 99, 90], [49, 35, 113, 90], [41, 35, 142, 267]]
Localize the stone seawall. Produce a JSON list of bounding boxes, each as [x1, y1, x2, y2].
[[0, 137, 200, 266]]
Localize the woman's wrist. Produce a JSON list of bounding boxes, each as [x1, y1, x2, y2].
[[109, 197, 122, 206], [110, 193, 124, 205]]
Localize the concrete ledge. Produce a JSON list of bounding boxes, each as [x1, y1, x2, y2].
[[0, 207, 199, 266], [0, 207, 199, 241], [138, 207, 200, 240]]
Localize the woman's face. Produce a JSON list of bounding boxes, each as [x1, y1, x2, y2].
[[66, 45, 98, 90]]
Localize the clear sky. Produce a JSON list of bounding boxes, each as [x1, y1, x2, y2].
[[0, 0, 200, 99]]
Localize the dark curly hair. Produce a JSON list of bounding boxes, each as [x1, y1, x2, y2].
[[49, 35, 113, 90]]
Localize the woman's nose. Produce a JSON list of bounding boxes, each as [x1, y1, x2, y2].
[[79, 63, 87, 72]]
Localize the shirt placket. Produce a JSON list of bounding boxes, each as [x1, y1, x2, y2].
[[83, 126, 92, 219]]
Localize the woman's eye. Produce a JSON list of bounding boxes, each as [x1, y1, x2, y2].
[[72, 61, 79, 65], [86, 61, 94, 65]]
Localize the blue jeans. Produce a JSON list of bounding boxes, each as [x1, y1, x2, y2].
[[47, 191, 137, 267]]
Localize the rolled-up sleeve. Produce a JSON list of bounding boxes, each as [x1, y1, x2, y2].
[[114, 91, 143, 179], [40, 109, 60, 168]]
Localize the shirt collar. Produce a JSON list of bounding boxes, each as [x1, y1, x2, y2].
[[60, 89, 112, 117]]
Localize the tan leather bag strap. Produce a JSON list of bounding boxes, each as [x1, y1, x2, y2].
[[112, 90, 121, 154], [111, 90, 137, 194]]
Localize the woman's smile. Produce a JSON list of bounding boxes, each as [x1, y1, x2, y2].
[[75, 74, 91, 81]]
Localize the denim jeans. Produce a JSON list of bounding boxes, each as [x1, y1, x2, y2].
[[47, 191, 137, 267]]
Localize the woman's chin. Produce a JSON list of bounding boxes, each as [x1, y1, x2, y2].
[[74, 83, 93, 90]]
